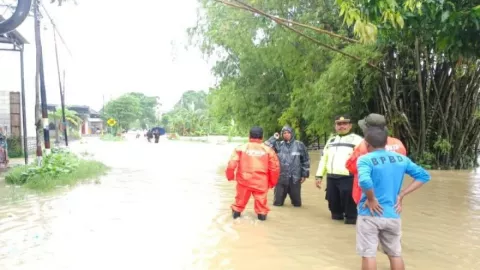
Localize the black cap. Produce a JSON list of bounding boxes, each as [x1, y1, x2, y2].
[[334, 114, 351, 123], [249, 126, 263, 139]]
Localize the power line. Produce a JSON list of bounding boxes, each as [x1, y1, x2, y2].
[[0, 0, 14, 16], [39, 3, 72, 57]]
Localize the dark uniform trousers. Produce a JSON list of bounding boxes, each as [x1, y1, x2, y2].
[[274, 177, 302, 207], [326, 174, 357, 221]]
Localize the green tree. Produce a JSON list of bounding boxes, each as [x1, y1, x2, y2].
[[103, 94, 141, 129], [162, 90, 239, 136], [189, 0, 351, 141], [48, 108, 83, 143], [48, 108, 82, 128], [191, 0, 480, 168], [128, 92, 160, 129], [174, 90, 208, 111]]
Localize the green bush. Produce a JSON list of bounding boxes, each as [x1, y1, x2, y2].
[[100, 134, 124, 141], [68, 128, 81, 140], [5, 148, 108, 191], [7, 136, 23, 158]]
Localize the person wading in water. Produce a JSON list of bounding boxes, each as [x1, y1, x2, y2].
[[226, 127, 280, 221], [265, 125, 310, 207], [315, 114, 363, 224], [146, 129, 153, 143], [356, 126, 430, 270], [346, 113, 407, 205]]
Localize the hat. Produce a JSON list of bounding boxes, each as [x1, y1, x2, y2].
[[249, 126, 263, 139], [358, 113, 387, 131], [334, 114, 351, 123]]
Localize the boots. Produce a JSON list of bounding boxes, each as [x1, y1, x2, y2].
[[232, 210, 267, 221], [331, 213, 344, 220], [345, 218, 357, 225]]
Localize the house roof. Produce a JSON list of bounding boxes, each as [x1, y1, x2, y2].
[[47, 104, 100, 116]]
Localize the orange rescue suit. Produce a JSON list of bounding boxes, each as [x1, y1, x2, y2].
[[225, 139, 280, 215], [346, 137, 407, 204]]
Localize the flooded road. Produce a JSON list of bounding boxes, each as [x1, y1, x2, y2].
[[1, 138, 480, 269]]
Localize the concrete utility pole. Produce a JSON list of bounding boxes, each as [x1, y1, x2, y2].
[[34, 0, 51, 158]]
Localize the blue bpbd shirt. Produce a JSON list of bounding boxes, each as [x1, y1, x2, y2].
[[357, 149, 431, 219]]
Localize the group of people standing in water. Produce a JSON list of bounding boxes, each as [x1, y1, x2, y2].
[[225, 113, 431, 270]]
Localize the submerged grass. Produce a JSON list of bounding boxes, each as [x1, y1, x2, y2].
[[4, 149, 109, 192]]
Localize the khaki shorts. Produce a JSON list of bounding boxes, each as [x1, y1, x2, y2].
[[356, 216, 402, 257]]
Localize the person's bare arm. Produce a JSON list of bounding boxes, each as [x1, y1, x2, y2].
[[399, 158, 431, 199]]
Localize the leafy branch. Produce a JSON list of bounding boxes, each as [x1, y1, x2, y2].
[[216, 0, 387, 75]]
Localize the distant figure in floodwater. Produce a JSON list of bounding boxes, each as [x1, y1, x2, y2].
[[356, 126, 430, 270], [265, 125, 310, 208], [226, 126, 280, 221], [153, 130, 160, 143], [146, 130, 153, 142]]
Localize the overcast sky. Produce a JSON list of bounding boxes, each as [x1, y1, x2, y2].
[[0, 0, 216, 111]]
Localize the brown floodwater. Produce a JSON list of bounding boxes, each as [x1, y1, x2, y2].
[[0, 137, 479, 269]]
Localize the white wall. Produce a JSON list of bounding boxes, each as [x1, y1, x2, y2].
[[0, 91, 11, 136], [0, 19, 36, 138]]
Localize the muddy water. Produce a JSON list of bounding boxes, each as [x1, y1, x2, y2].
[[0, 138, 479, 269]]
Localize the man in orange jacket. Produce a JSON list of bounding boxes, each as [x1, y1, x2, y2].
[[226, 127, 281, 221], [346, 114, 407, 204]]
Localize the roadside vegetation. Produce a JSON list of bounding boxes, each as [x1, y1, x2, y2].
[[100, 134, 125, 142], [5, 148, 108, 192], [161, 90, 246, 137]]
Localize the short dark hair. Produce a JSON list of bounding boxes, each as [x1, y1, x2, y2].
[[249, 126, 263, 139], [364, 126, 388, 148]]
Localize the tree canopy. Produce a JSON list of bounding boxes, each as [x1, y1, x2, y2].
[[103, 92, 159, 130], [162, 90, 244, 136], [189, 0, 480, 169]]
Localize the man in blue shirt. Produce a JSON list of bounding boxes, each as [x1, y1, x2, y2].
[[356, 127, 431, 270]]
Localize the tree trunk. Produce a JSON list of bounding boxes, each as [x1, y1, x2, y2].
[[414, 37, 426, 157]]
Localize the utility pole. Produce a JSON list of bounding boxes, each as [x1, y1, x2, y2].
[[36, 0, 51, 154], [102, 94, 105, 135], [19, 45, 28, 165], [62, 70, 68, 146], [53, 26, 68, 146], [33, 0, 43, 164]]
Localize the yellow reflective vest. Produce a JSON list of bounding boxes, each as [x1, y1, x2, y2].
[[315, 133, 363, 177]]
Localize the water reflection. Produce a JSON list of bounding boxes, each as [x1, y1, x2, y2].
[[0, 138, 479, 269]]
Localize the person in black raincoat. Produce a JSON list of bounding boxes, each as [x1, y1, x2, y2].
[[146, 129, 153, 142], [153, 130, 160, 143], [265, 125, 310, 207]]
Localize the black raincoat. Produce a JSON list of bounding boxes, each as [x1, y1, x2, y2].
[[265, 125, 310, 206]]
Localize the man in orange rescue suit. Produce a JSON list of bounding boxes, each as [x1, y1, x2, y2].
[[345, 113, 407, 205], [315, 115, 363, 224], [226, 126, 280, 221]]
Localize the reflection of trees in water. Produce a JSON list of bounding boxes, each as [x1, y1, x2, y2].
[[469, 166, 480, 210]]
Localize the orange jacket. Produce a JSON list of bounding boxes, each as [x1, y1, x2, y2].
[[346, 137, 407, 204], [226, 139, 280, 192]]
